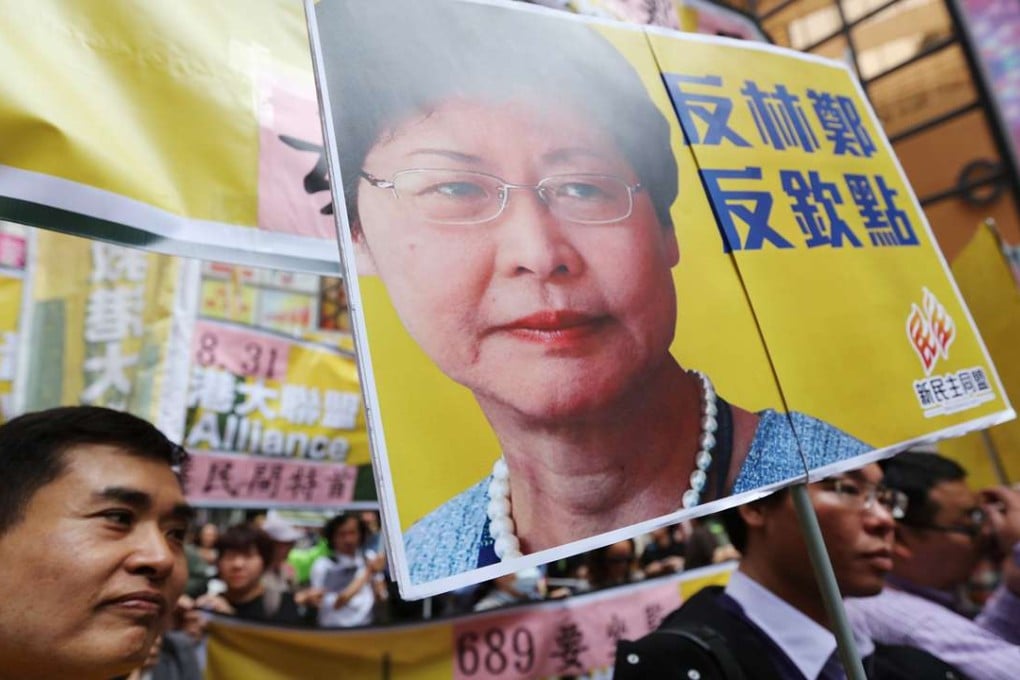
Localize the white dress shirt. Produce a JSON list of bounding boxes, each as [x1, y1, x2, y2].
[[726, 570, 874, 680]]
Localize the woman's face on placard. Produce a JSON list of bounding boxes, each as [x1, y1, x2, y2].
[[355, 98, 679, 421]]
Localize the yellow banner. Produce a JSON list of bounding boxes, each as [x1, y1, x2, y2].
[[205, 564, 736, 680], [183, 260, 372, 507], [10, 227, 372, 506], [939, 222, 1020, 485], [0, 0, 339, 273], [181, 318, 372, 507], [22, 231, 180, 425]]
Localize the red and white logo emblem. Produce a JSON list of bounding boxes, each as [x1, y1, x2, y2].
[[906, 287, 955, 376]]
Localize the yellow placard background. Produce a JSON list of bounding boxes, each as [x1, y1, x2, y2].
[[647, 35, 1010, 448], [359, 23, 789, 531], [208, 620, 453, 680]]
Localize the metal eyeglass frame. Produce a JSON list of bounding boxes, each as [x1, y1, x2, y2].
[[359, 168, 644, 225], [819, 478, 909, 520], [906, 507, 987, 538]]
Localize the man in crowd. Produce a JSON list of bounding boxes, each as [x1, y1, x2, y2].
[[196, 523, 307, 625], [0, 406, 192, 680], [845, 452, 1020, 679], [640, 525, 686, 577], [616, 463, 967, 679]]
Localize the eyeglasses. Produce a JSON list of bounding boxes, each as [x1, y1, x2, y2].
[[908, 508, 987, 538], [360, 169, 644, 225], [817, 478, 909, 519]]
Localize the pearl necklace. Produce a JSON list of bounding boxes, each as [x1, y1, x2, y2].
[[486, 370, 719, 561]]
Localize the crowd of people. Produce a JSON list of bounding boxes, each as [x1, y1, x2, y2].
[[108, 449, 1020, 680], [618, 452, 1020, 680], [173, 509, 739, 630], [104, 503, 743, 678]]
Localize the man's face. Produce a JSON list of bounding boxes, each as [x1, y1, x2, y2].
[[604, 540, 636, 583], [896, 479, 984, 590], [0, 445, 189, 680], [760, 464, 896, 599], [217, 547, 266, 598], [810, 465, 897, 597], [355, 99, 680, 422]]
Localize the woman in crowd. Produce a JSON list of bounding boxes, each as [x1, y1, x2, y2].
[[193, 522, 218, 575], [309, 513, 387, 627]]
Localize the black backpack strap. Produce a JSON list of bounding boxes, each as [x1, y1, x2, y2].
[[615, 623, 748, 680], [868, 643, 971, 680], [615, 587, 784, 680]]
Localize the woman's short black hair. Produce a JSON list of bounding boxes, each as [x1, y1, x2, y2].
[[317, 0, 679, 230], [0, 405, 187, 536], [321, 512, 366, 549]]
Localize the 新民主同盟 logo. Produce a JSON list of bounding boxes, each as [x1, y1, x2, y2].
[[907, 287, 993, 417]]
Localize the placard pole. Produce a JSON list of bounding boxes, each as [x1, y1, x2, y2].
[[792, 484, 867, 680]]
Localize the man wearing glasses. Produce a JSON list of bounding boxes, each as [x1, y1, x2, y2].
[[845, 452, 1020, 680], [616, 463, 967, 678]]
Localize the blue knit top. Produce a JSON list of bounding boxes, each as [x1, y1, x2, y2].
[[404, 408, 869, 585]]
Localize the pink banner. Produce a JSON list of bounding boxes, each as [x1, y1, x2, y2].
[[257, 72, 337, 239], [452, 579, 681, 679], [191, 319, 291, 382], [0, 233, 27, 270], [182, 450, 358, 507]]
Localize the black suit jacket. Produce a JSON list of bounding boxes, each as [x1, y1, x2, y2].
[[614, 586, 969, 680]]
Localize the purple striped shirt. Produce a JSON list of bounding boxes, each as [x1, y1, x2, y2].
[[845, 584, 1020, 680]]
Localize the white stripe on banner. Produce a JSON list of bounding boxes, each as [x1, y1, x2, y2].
[[0, 163, 342, 275]]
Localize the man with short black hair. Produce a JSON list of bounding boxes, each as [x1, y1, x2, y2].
[[845, 452, 1020, 680], [0, 406, 193, 680], [616, 463, 967, 679]]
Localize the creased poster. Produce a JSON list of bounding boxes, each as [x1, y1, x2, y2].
[[308, 0, 1011, 598], [0, 0, 339, 274]]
